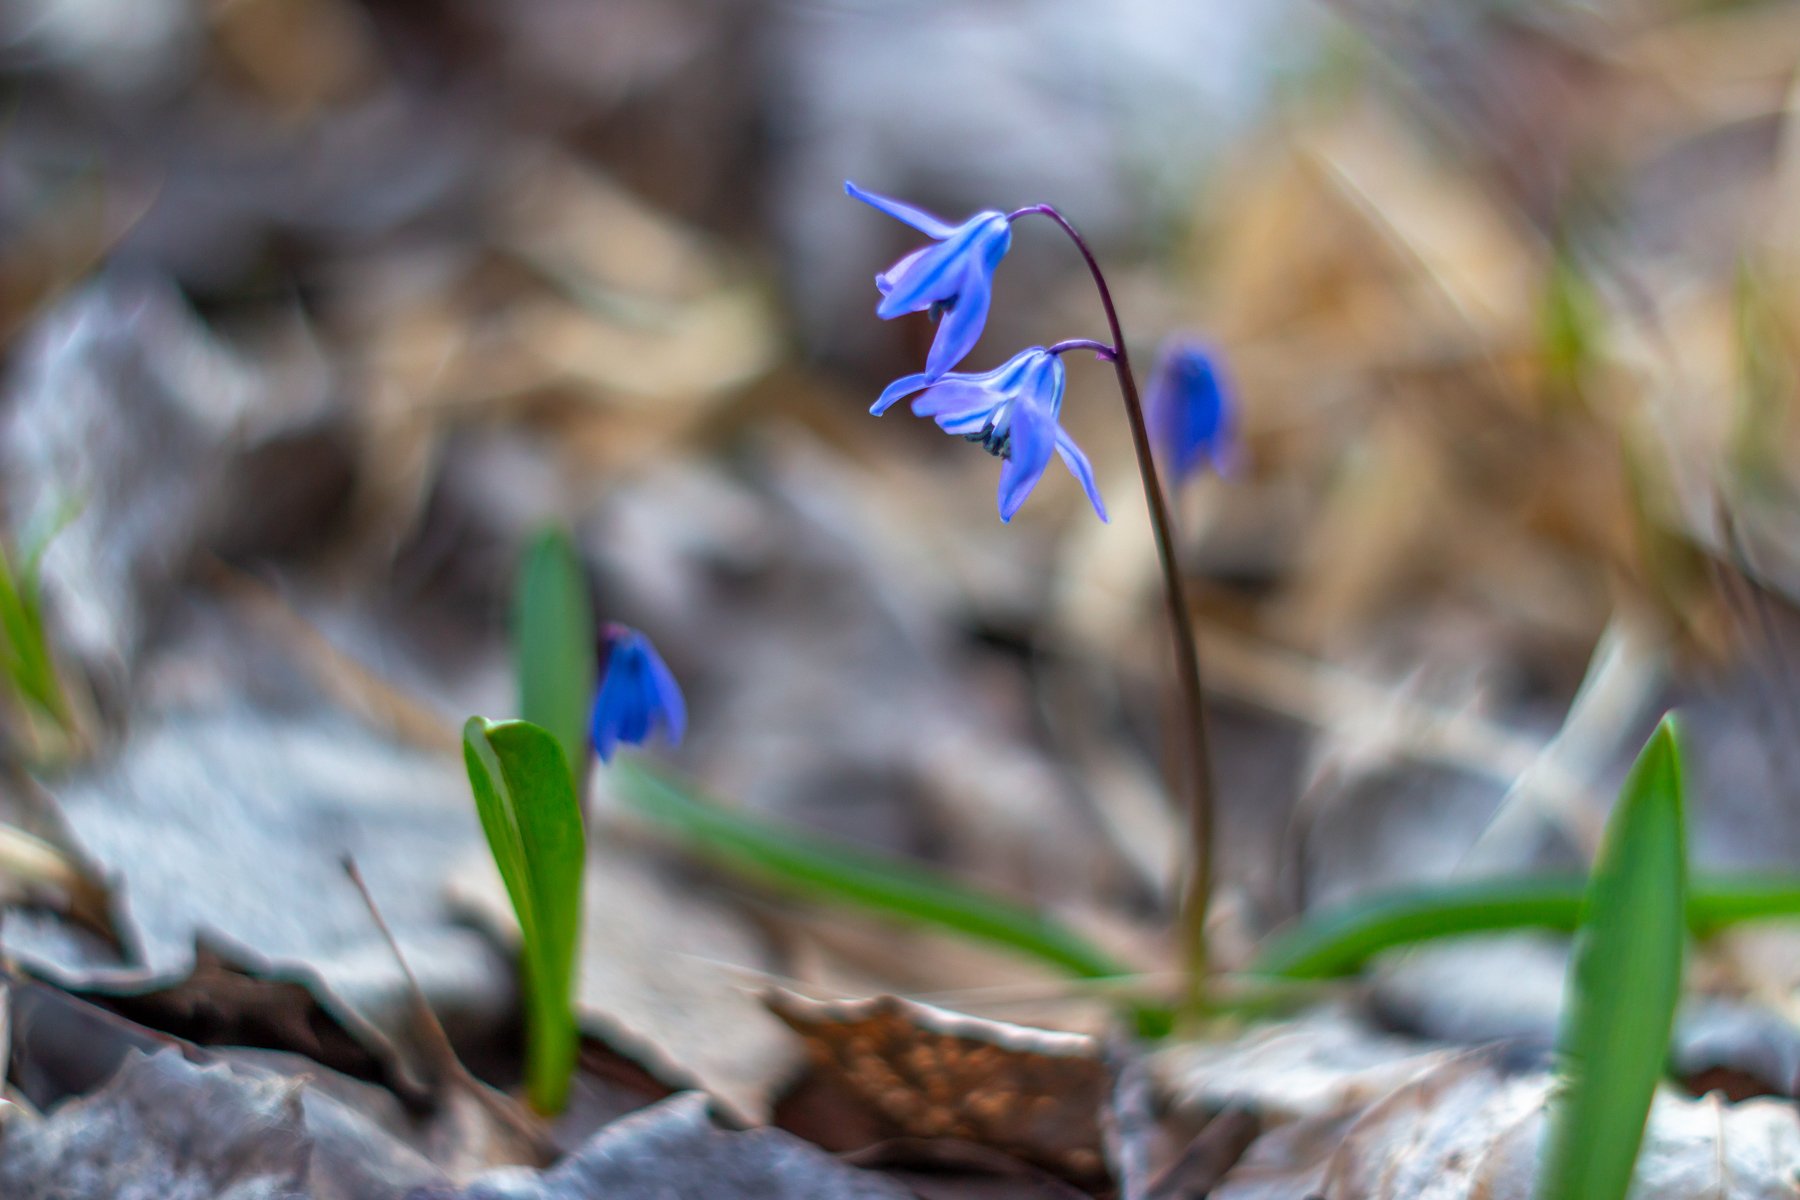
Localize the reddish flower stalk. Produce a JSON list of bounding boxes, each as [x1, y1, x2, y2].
[[1011, 203, 1217, 993]]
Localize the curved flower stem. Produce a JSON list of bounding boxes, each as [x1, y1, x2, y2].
[[1047, 337, 1116, 361], [1016, 203, 1216, 998]]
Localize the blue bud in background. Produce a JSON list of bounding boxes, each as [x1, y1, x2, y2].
[[846, 181, 1013, 380], [1146, 341, 1236, 486], [590, 625, 686, 763], [874, 347, 1107, 524]]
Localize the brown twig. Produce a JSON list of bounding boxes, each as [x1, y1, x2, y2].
[[340, 855, 558, 1165]]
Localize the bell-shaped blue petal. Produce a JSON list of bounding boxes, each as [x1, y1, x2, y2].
[[876, 246, 931, 297], [1146, 341, 1235, 485], [870, 217, 1011, 322], [993, 351, 1061, 522], [997, 401, 1056, 522], [847, 181, 1012, 378], [1053, 430, 1109, 523], [925, 259, 995, 379], [872, 370, 932, 416], [888, 357, 1018, 419], [589, 626, 686, 763], [871, 348, 1107, 524]]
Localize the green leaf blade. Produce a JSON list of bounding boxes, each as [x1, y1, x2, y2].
[[0, 539, 69, 724], [1249, 877, 1591, 979], [464, 718, 536, 943], [513, 527, 596, 781], [462, 716, 586, 1115], [1248, 871, 1800, 982], [1538, 715, 1688, 1200], [610, 758, 1129, 982]]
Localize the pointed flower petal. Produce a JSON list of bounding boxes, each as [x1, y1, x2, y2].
[[872, 372, 932, 416], [998, 400, 1056, 522], [925, 260, 994, 379], [1054, 430, 1108, 522], [935, 408, 997, 436], [910, 380, 1003, 419], [875, 246, 931, 297], [845, 181, 958, 240], [874, 231, 976, 318], [643, 644, 687, 744]]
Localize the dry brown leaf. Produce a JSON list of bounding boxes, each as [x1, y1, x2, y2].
[[206, 0, 380, 112], [1, 700, 507, 1097], [1153, 1008, 1455, 1128], [1212, 1050, 1800, 1200], [508, 288, 775, 407], [442, 1091, 917, 1200], [767, 990, 1110, 1188], [1312, 106, 1541, 358]]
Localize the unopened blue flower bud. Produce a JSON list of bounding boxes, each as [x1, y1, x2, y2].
[[1146, 341, 1235, 486], [589, 625, 686, 763]]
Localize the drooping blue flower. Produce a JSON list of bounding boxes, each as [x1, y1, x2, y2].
[[846, 181, 1013, 379], [589, 625, 686, 763], [874, 347, 1107, 524], [1146, 341, 1236, 485]]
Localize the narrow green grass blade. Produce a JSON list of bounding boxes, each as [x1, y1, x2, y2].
[[1538, 715, 1687, 1200], [0, 542, 33, 685], [1540, 244, 1604, 396], [610, 758, 1130, 981], [1250, 871, 1800, 981], [463, 716, 586, 1115], [513, 527, 596, 779], [1250, 877, 1591, 978], [0, 539, 67, 723], [1687, 875, 1800, 933]]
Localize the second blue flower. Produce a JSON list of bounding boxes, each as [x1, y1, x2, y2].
[[874, 347, 1108, 524]]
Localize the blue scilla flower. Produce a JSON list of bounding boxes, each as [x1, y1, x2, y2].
[[1146, 341, 1236, 485], [846, 181, 1012, 379], [590, 625, 686, 763], [874, 347, 1107, 524]]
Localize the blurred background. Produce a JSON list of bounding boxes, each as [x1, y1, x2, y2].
[[3, 0, 1800, 1132]]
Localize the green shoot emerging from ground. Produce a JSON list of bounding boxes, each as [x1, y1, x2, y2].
[[463, 716, 586, 1115], [0, 535, 71, 734], [1538, 715, 1687, 1200], [514, 528, 596, 781]]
